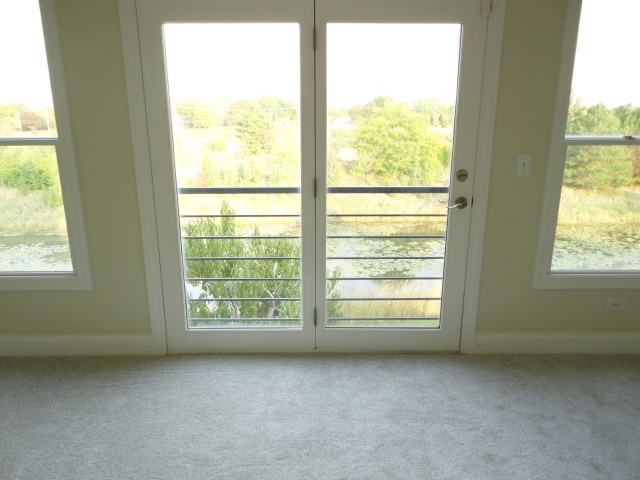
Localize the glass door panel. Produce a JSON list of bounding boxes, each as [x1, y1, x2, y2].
[[163, 23, 303, 328], [325, 23, 461, 328], [135, 0, 490, 351]]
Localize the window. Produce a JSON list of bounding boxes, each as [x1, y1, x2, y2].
[[535, 0, 640, 289], [0, 0, 90, 290]]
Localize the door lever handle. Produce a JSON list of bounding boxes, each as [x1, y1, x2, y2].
[[447, 196, 468, 209]]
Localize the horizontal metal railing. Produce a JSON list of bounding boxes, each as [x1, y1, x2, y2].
[[178, 186, 449, 195], [180, 185, 448, 325]]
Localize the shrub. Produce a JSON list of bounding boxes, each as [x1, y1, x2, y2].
[[0, 146, 58, 194], [183, 201, 341, 323], [564, 145, 633, 190], [184, 201, 301, 321], [205, 138, 226, 153]]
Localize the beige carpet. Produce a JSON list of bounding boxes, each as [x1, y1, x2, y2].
[[1, 354, 639, 479]]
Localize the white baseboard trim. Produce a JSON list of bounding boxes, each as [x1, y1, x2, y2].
[[473, 333, 640, 354], [0, 334, 157, 356]]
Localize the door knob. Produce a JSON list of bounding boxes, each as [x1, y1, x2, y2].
[[447, 196, 468, 209]]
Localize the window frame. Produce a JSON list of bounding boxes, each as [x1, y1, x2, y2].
[[534, 0, 640, 290], [0, 0, 91, 291]]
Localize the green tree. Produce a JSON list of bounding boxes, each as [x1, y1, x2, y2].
[[567, 97, 620, 136], [348, 95, 394, 123], [564, 145, 632, 190], [0, 104, 20, 134], [352, 100, 449, 185], [0, 146, 58, 193], [413, 98, 454, 127], [565, 96, 634, 189], [183, 201, 341, 323], [235, 104, 275, 155], [256, 95, 298, 123], [225, 99, 251, 126], [613, 104, 640, 135], [175, 100, 217, 128]]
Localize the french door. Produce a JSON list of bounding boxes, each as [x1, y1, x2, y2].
[[134, 0, 490, 352]]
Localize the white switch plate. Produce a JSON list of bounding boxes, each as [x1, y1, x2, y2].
[[517, 154, 532, 176]]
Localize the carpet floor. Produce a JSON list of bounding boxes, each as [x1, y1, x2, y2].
[[1, 354, 639, 479]]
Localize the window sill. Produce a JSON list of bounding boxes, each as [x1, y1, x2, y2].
[[0, 272, 92, 291], [533, 271, 640, 290]]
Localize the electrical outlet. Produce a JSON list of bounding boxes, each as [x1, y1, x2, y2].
[[605, 299, 626, 311]]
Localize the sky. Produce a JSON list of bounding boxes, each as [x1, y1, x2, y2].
[[0, 0, 53, 109], [571, 0, 640, 107], [163, 22, 461, 108], [1, 0, 639, 110]]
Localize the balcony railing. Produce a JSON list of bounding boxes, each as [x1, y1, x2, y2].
[[179, 185, 448, 328]]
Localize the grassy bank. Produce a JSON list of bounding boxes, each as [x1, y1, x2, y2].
[[0, 187, 67, 235], [558, 186, 640, 225]]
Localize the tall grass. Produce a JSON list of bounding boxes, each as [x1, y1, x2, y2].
[[328, 279, 442, 328], [558, 186, 640, 225], [0, 187, 67, 235]]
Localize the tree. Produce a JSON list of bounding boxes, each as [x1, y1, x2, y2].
[[567, 97, 620, 136], [225, 99, 251, 126], [183, 201, 341, 323], [564, 96, 634, 189], [0, 104, 21, 134], [352, 100, 449, 185], [564, 145, 632, 190], [235, 104, 275, 156], [413, 98, 454, 127], [256, 95, 298, 123], [0, 146, 58, 193], [348, 95, 394, 123], [613, 104, 640, 135], [175, 100, 217, 128]]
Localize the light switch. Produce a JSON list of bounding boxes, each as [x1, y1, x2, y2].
[[516, 154, 532, 176]]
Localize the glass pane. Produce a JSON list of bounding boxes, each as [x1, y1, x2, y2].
[[326, 24, 461, 327], [566, 0, 640, 136], [163, 24, 302, 328], [0, 2, 71, 274], [0, 0, 56, 137], [552, 145, 640, 271], [0, 145, 71, 272]]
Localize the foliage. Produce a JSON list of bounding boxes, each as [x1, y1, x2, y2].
[[255, 95, 298, 123], [348, 96, 394, 123], [567, 100, 620, 135], [205, 137, 226, 153], [183, 202, 342, 322], [0, 103, 55, 134], [235, 104, 275, 155], [352, 100, 449, 185], [183, 202, 301, 320], [564, 95, 637, 189], [224, 99, 251, 126], [413, 98, 454, 127], [0, 146, 59, 194], [0, 187, 67, 234], [175, 100, 218, 128], [564, 145, 632, 190], [613, 104, 640, 136]]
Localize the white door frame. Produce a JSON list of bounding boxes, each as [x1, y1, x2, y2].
[[118, 0, 505, 354]]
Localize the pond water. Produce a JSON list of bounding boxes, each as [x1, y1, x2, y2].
[[0, 235, 72, 272], [2, 223, 638, 276], [552, 224, 640, 270]]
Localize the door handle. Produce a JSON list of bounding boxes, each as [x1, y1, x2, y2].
[[447, 196, 468, 209]]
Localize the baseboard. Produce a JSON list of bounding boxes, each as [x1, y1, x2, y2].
[[473, 333, 640, 354], [0, 334, 157, 356]]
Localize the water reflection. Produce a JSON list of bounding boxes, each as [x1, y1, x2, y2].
[[552, 224, 640, 270], [0, 235, 72, 272]]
